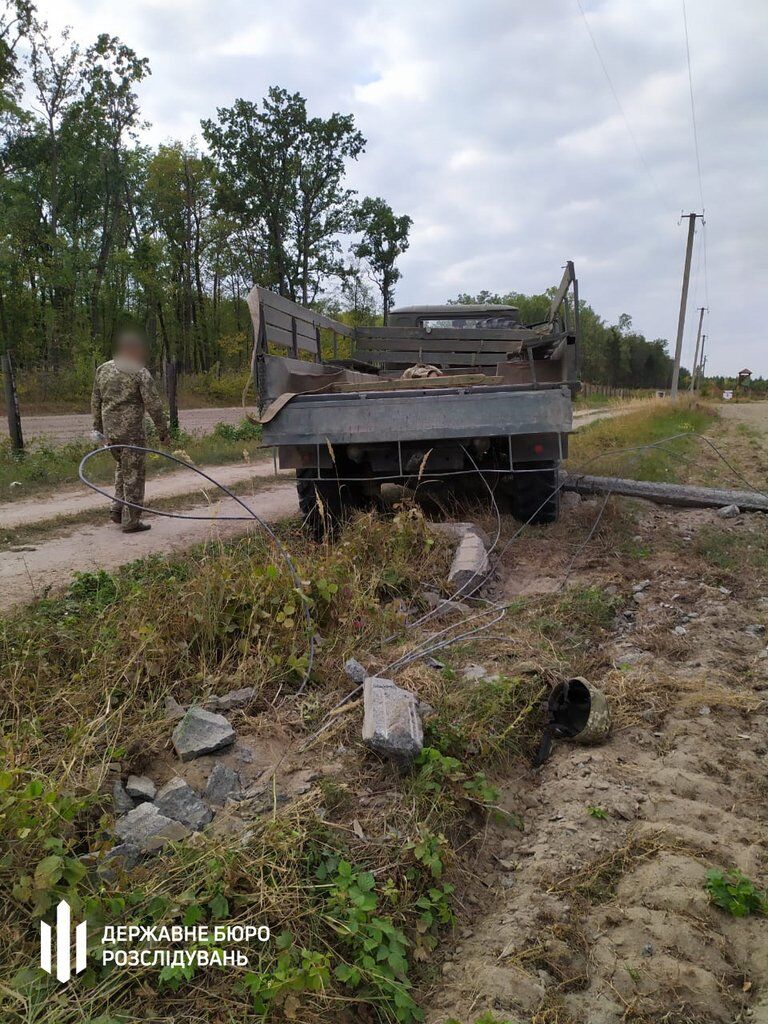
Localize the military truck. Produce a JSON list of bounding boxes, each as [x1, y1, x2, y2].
[[247, 262, 580, 538]]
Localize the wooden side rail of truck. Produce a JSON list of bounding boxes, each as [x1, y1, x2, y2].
[[247, 262, 580, 538]]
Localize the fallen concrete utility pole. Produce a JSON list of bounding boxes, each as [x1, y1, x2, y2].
[[561, 473, 768, 514]]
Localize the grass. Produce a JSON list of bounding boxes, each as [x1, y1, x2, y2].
[[567, 398, 717, 483], [0, 508, 549, 1024], [1, 395, 764, 1022], [0, 420, 266, 500]]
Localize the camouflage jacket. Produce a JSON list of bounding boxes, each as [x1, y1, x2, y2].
[[91, 359, 169, 441]]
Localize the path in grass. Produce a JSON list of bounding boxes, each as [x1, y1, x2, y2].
[[0, 457, 286, 530], [0, 481, 300, 611]]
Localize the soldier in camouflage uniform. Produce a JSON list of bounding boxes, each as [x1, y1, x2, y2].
[[91, 332, 171, 533]]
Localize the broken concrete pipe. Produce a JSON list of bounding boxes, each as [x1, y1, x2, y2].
[[547, 677, 612, 745]]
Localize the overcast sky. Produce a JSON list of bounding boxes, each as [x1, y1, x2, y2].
[[37, 0, 768, 376]]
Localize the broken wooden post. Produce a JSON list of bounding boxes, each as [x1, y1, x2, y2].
[[561, 472, 768, 515], [2, 351, 24, 452]]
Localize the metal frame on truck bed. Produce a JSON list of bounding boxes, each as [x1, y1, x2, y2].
[[247, 262, 580, 537]]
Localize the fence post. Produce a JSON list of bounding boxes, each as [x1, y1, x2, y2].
[[165, 358, 179, 433], [2, 351, 24, 452]]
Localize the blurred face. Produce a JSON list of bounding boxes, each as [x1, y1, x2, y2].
[[115, 333, 147, 365]]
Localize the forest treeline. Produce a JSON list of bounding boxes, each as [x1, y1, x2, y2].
[[1, 3, 680, 391]]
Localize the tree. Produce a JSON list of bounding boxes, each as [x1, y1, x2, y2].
[[202, 87, 365, 302], [352, 197, 411, 323]]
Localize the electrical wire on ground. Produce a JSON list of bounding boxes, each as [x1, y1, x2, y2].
[[80, 430, 767, 744], [300, 428, 768, 748], [78, 444, 315, 697]]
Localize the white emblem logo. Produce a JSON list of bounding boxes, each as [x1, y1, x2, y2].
[[40, 900, 87, 982]]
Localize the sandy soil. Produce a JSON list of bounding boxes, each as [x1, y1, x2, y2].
[[418, 408, 768, 1023], [423, 496, 768, 1024], [4, 405, 246, 443], [0, 458, 286, 530]]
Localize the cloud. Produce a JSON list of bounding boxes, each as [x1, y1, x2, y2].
[[30, 0, 768, 374]]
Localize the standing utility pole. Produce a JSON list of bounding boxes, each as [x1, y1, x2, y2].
[[696, 334, 706, 389], [689, 306, 706, 392], [670, 212, 702, 399]]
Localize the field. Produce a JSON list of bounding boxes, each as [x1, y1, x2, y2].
[[1, 399, 767, 1024]]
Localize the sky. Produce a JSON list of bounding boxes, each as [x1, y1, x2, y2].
[[34, 0, 768, 376]]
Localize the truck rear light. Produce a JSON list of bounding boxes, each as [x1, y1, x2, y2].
[[534, 443, 544, 454]]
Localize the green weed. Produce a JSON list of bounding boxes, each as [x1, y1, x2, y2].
[[706, 868, 767, 917]]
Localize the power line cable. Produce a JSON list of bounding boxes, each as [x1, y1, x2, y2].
[[682, 0, 710, 316], [575, 0, 668, 207], [682, 0, 705, 212]]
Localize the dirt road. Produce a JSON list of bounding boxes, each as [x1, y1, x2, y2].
[[0, 483, 299, 609], [425, 495, 768, 1024], [5, 405, 246, 443], [0, 404, 631, 612], [0, 459, 285, 531]]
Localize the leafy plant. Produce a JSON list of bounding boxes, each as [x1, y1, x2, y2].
[[705, 868, 767, 917], [1, 771, 91, 916], [315, 855, 423, 1023], [588, 806, 608, 820]]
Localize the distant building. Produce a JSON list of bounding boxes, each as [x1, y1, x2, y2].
[[738, 368, 752, 384]]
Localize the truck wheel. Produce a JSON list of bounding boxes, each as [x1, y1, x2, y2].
[[510, 461, 560, 525], [296, 469, 370, 540]]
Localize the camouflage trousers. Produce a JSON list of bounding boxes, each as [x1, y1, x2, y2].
[[110, 444, 146, 528]]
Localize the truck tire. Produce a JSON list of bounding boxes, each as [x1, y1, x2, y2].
[[510, 461, 560, 525], [296, 469, 367, 541]]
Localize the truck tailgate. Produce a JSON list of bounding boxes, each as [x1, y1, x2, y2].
[[261, 385, 572, 446]]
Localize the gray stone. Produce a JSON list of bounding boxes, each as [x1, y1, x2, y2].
[[208, 687, 256, 712], [447, 525, 489, 591], [165, 695, 187, 722], [422, 591, 471, 617], [172, 706, 235, 761], [463, 664, 489, 681], [205, 763, 241, 806], [344, 658, 367, 683], [716, 504, 740, 519], [155, 777, 213, 830], [745, 623, 766, 637], [114, 802, 190, 852], [362, 676, 423, 763], [98, 843, 142, 879], [125, 774, 156, 801], [112, 781, 137, 815]]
